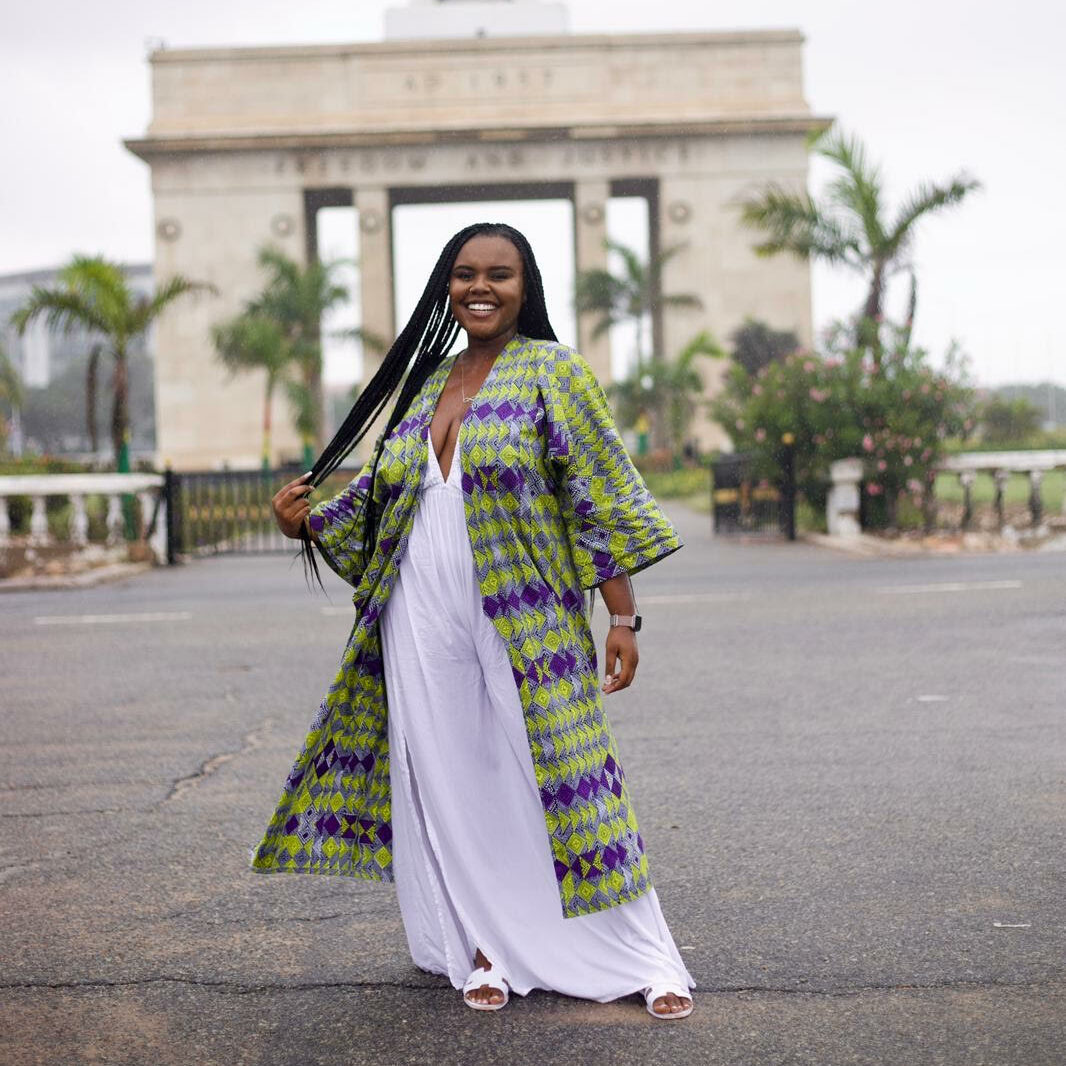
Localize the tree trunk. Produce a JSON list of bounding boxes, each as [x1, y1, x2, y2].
[[262, 379, 274, 471], [860, 262, 886, 364], [111, 348, 130, 472], [86, 344, 101, 456]]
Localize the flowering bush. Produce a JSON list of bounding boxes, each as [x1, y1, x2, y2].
[[711, 321, 976, 525]]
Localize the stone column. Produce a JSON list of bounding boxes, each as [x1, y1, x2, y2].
[[573, 180, 612, 386], [355, 186, 395, 386]]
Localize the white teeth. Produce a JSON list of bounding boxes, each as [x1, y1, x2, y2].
[[467, 303, 497, 311]]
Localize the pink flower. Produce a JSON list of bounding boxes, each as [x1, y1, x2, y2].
[[920, 383, 931, 395], [803, 360, 816, 373], [877, 459, 888, 472], [907, 478, 923, 495], [752, 383, 763, 395], [922, 448, 933, 461], [754, 427, 766, 442], [808, 387, 829, 402], [866, 482, 883, 496], [862, 434, 874, 452], [903, 455, 913, 466]]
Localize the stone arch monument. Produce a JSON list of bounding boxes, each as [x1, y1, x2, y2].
[[126, 14, 827, 468]]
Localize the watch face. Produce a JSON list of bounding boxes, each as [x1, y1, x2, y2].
[[633, 615, 642, 632]]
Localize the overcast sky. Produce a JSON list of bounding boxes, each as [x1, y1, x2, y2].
[[2, 0, 1063, 387]]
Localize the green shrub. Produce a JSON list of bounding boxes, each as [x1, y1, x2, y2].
[[710, 320, 976, 527]]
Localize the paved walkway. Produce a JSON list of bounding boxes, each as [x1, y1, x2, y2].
[[1, 505, 1063, 1065]]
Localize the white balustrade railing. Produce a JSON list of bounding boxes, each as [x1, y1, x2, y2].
[[940, 450, 1066, 529], [826, 450, 1066, 536], [0, 473, 168, 561]]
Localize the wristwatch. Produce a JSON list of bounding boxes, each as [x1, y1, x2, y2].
[[609, 614, 642, 632]]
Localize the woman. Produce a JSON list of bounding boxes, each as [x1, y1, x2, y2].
[[252, 223, 694, 1018]]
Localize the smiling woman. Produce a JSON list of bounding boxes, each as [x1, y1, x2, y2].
[[254, 222, 693, 1019]]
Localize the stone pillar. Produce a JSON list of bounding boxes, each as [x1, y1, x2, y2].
[[827, 458, 864, 537], [573, 180, 612, 386], [355, 186, 395, 386]]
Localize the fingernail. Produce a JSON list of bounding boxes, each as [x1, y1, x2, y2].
[[303, 471, 313, 479]]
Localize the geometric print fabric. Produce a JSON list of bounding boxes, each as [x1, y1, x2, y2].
[[250, 337, 682, 917]]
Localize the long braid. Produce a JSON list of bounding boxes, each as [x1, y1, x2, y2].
[[299, 222, 558, 586]]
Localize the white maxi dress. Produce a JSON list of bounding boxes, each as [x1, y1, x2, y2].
[[378, 427, 694, 1001]]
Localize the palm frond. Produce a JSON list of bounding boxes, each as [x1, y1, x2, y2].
[[740, 184, 862, 267], [675, 329, 726, 370], [887, 173, 982, 250], [212, 313, 289, 377], [605, 240, 647, 289], [59, 256, 132, 332], [332, 325, 388, 353], [131, 274, 217, 333], [10, 288, 111, 338]]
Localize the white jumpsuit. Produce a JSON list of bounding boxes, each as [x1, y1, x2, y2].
[[379, 428, 693, 1001]]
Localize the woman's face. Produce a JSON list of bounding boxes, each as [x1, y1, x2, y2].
[[448, 234, 525, 345]]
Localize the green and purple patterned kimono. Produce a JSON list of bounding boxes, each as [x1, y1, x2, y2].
[[251, 336, 682, 917]]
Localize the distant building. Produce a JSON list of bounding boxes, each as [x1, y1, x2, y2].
[[0, 264, 154, 388], [385, 0, 568, 39], [0, 264, 154, 459]]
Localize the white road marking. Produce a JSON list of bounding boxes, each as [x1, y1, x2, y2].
[[915, 695, 950, 703], [877, 580, 1022, 595], [34, 611, 192, 626], [992, 922, 1031, 929], [639, 592, 751, 605]]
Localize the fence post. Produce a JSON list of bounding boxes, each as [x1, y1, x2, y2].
[[779, 434, 796, 541], [163, 467, 181, 565]]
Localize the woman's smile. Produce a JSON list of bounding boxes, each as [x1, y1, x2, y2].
[[449, 234, 524, 344]]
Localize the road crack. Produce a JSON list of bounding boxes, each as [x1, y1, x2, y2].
[[159, 717, 275, 805]]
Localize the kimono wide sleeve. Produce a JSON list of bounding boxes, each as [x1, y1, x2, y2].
[[306, 455, 376, 587], [543, 349, 682, 589]]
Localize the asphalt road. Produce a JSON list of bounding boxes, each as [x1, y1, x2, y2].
[[1, 505, 1064, 1066]]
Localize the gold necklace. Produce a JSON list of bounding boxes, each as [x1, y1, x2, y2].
[[459, 355, 484, 404]]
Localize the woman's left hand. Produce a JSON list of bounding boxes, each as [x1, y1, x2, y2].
[[602, 626, 638, 694]]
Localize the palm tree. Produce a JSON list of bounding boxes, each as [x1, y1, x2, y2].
[[212, 313, 289, 469], [248, 247, 350, 467], [10, 256, 212, 471], [575, 240, 703, 373], [0, 343, 23, 455], [609, 330, 724, 462], [739, 128, 980, 360]]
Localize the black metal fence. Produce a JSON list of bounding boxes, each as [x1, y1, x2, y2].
[[165, 467, 303, 558], [711, 447, 796, 539]]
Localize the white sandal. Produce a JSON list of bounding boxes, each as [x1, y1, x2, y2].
[[644, 984, 693, 1020], [463, 962, 510, 1012]]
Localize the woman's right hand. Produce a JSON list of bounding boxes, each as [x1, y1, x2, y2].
[[272, 472, 314, 539]]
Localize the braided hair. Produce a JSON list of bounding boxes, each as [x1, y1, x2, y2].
[[301, 221, 558, 585]]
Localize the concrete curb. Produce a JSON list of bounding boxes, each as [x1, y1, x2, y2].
[[0, 561, 155, 592]]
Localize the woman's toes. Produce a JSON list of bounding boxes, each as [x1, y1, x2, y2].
[[653, 993, 690, 1014]]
